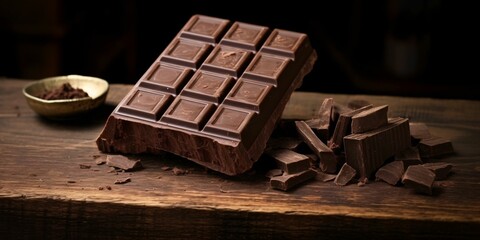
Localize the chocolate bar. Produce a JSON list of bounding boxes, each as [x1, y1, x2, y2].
[[343, 117, 411, 179], [95, 15, 317, 175]]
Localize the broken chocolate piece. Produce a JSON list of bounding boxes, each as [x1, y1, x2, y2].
[[305, 98, 333, 142], [334, 163, 356, 186], [409, 122, 432, 145], [315, 170, 337, 182], [295, 121, 337, 173], [394, 146, 422, 168], [172, 167, 187, 175], [270, 169, 316, 191], [422, 162, 453, 180], [266, 149, 311, 174], [402, 165, 435, 195], [95, 14, 317, 176], [106, 155, 143, 171], [114, 177, 132, 184], [344, 117, 411, 180], [418, 136, 454, 158], [328, 104, 373, 152], [350, 105, 388, 134], [375, 161, 404, 185]]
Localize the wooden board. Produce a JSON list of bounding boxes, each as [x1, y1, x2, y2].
[[1, 78, 479, 239]]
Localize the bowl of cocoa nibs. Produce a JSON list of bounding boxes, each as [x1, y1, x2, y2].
[[22, 75, 109, 119]]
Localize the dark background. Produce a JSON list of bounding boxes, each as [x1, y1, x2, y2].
[[1, 0, 478, 99]]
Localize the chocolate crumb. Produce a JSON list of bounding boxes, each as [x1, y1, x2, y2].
[[67, 180, 76, 183], [95, 158, 106, 165], [99, 186, 104, 190], [172, 167, 187, 175], [161, 166, 171, 171], [106, 185, 112, 190], [106, 155, 142, 171]]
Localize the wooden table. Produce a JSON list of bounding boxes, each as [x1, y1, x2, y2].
[[1, 78, 479, 239]]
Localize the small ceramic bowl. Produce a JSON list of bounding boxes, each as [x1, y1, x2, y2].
[[22, 75, 109, 119]]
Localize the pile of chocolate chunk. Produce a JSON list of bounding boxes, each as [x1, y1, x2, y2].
[[264, 98, 454, 195]]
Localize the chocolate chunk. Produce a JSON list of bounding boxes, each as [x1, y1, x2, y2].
[[409, 122, 432, 145], [270, 169, 316, 191], [305, 98, 333, 142], [375, 161, 404, 185], [351, 105, 388, 134], [172, 167, 187, 175], [422, 162, 453, 180], [334, 163, 356, 186], [418, 136, 454, 158], [328, 104, 373, 152], [315, 170, 337, 182], [95, 14, 317, 176], [114, 177, 132, 185], [344, 117, 411, 180], [106, 155, 143, 171], [394, 146, 422, 168], [402, 165, 435, 195], [295, 121, 337, 173], [266, 149, 311, 174]]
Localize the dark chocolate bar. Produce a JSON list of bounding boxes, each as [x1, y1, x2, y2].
[[95, 15, 317, 175]]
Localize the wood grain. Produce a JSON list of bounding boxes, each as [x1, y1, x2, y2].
[[1, 78, 479, 239]]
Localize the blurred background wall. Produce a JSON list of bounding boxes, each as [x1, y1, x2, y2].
[[1, 0, 477, 99]]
